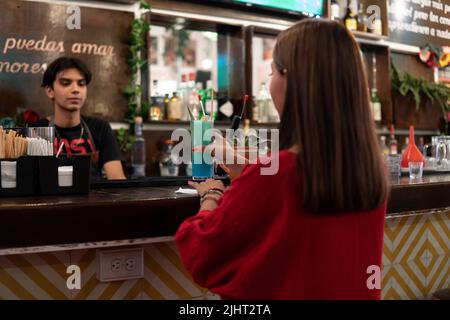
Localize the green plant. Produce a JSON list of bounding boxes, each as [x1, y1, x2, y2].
[[123, 0, 150, 123], [391, 63, 450, 115], [116, 127, 136, 154]]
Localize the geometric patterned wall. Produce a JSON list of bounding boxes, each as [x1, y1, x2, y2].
[[0, 242, 218, 300], [382, 210, 450, 299], [0, 211, 449, 300]]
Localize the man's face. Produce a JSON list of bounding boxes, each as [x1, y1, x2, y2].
[[45, 68, 87, 112]]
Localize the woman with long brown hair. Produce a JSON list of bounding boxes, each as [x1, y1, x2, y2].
[[176, 19, 389, 299]]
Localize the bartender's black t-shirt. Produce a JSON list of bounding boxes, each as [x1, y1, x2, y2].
[[33, 116, 123, 175]]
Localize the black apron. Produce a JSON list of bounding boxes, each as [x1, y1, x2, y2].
[[49, 116, 101, 176]]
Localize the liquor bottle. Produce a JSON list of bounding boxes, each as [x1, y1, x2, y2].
[[401, 137, 409, 155], [196, 82, 205, 102], [418, 137, 426, 156], [188, 80, 200, 120], [388, 125, 398, 155], [357, 2, 367, 32], [255, 82, 272, 123], [371, 53, 382, 125], [380, 136, 389, 156], [204, 80, 218, 120], [243, 119, 251, 136], [371, 88, 382, 124], [439, 111, 450, 135], [163, 93, 170, 120], [159, 139, 179, 176], [179, 74, 189, 121], [168, 92, 182, 121], [149, 80, 164, 121], [131, 116, 146, 178], [330, 0, 341, 22], [344, 0, 357, 31]]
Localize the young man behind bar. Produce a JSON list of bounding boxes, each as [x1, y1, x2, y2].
[[35, 57, 126, 180]]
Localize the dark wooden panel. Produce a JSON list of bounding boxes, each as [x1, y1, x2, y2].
[[0, 0, 133, 121], [391, 52, 442, 129]]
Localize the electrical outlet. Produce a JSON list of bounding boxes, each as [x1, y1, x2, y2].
[[96, 248, 144, 282]]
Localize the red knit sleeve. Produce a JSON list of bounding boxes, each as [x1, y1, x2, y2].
[[175, 162, 278, 291]]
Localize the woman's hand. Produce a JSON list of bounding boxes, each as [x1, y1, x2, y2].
[[188, 179, 225, 197], [188, 179, 225, 211], [207, 134, 249, 181]]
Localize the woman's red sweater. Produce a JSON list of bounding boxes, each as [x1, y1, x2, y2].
[[175, 150, 386, 299]]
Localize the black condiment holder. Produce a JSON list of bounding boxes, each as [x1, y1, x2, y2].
[[37, 155, 91, 195], [0, 156, 38, 197]]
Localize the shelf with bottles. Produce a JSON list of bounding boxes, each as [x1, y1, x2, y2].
[[329, 0, 388, 38], [359, 43, 393, 127]]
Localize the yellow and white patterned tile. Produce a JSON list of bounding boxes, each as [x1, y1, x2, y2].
[[387, 214, 428, 265], [0, 251, 71, 300], [428, 212, 450, 257]]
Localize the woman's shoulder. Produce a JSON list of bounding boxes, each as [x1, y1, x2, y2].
[[237, 149, 298, 182]]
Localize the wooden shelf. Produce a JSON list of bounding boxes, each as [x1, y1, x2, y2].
[[353, 30, 388, 42]]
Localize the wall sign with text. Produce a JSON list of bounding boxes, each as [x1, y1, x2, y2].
[[0, 0, 133, 121], [388, 0, 450, 47]]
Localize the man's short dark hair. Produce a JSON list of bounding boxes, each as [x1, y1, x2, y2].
[[41, 57, 92, 88]]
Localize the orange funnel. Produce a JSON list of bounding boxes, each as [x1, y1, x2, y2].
[[401, 126, 426, 168]]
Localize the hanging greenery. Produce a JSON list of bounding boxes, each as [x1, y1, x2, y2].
[[116, 127, 136, 154], [123, 0, 150, 124], [391, 63, 450, 116]]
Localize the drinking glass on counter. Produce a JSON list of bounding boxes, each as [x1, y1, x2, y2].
[[386, 154, 401, 179], [409, 161, 423, 179], [434, 136, 450, 171]]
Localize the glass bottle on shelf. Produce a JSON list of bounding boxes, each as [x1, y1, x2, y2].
[[418, 137, 426, 156], [388, 125, 398, 155], [252, 94, 260, 123], [183, 73, 196, 121], [371, 52, 382, 125], [380, 136, 389, 156], [196, 82, 205, 102], [159, 139, 179, 177], [357, 3, 367, 32], [149, 80, 163, 121], [401, 137, 409, 155], [330, 0, 341, 22], [131, 116, 146, 179], [204, 80, 218, 120], [179, 74, 189, 121], [188, 81, 200, 120], [255, 82, 271, 123], [163, 93, 170, 120], [344, 0, 358, 31], [168, 92, 182, 121]]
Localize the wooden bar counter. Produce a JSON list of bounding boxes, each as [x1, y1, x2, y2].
[[0, 176, 448, 300]]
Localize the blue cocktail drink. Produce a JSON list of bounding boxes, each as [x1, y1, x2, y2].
[[191, 119, 214, 180]]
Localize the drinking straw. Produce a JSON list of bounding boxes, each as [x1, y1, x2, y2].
[[186, 105, 194, 121], [241, 94, 249, 118], [198, 94, 206, 120], [210, 89, 214, 124], [230, 94, 250, 131], [0, 129, 3, 158]]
